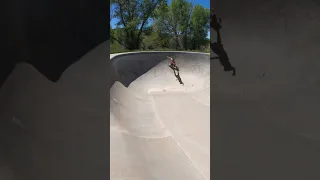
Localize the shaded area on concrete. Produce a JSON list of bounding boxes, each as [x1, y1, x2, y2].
[[1, 0, 108, 87], [1, 1, 109, 179], [110, 52, 210, 180], [211, 0, 320, 179]]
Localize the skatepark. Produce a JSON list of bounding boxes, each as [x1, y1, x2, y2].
[[110, 52, 210, 180], [1, 0, 320, 179]]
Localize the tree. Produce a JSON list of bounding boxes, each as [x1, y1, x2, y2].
[[154, 0, 197, 50], [171, 0, 193, 50], [190, 5, 210, 49], [111, 0, 164, 50], [110, 0, 210, 52]]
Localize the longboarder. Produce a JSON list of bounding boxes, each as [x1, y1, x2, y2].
[[167, 56, 184, 85]]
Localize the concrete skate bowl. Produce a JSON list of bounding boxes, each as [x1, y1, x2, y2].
[[211, 0, 320, 179], [110, 52, 210, 180]]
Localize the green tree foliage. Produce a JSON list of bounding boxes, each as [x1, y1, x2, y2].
[[111, 0, 163, 50], [190, 5, 210, 50], [111, 0, 209, 53]]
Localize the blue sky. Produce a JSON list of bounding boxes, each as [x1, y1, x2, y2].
[[110, 0, 210, 38]]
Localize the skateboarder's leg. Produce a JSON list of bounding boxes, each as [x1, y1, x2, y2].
[[169, 64, 177, 69], [174, 70, 178, 76]]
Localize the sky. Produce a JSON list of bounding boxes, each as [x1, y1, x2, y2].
[[110, 0, 210, 38]]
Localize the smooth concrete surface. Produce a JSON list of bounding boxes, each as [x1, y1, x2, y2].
[[110, 52, 210, 180], [211, 0, 320, 179], [0, 41, 109, 180]]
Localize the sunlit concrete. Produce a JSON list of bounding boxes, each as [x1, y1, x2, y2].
[[110, 52, 210, 180]]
